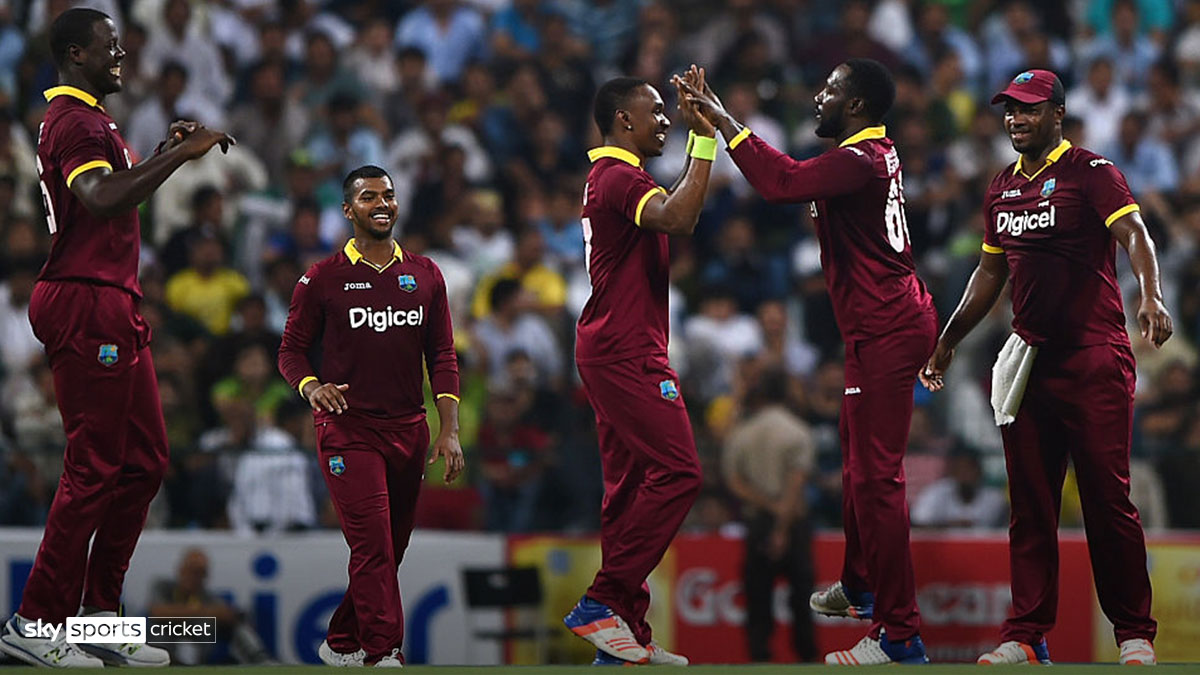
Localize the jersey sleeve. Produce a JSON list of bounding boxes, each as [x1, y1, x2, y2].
[[981, 182, 1003, 254], [727, 132, 874, 203], [53, 110, 113, 188], [424, 261, 460, 401], [1083, 156, 1140, 227], [277, 265, 324, 395], [596, 163, 666, 227]]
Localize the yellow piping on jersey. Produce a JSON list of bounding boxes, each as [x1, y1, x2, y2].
[[839, 125, 887, 147], [981, 243, 1005, 254], [66, 160, 112, 188], [1105, 203, 1140, 227], [297, 375, 319, 397], [728, 127, 753, 150], [1014, 139, 1071, 181], [587, 146, 643, 168], [343, 238, 403, 272], [634, 187, 667, 227], [436, 393, 460, 402], [44, 86, 104, 109]]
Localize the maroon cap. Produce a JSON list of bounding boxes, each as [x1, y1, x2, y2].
[[991, 69, 1065, 105]]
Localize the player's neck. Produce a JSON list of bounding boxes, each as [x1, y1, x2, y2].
[[58, 73, 105, 105], [834, 119, 874, 146], [353, 235, 395, 267], [1020, 131, 1064, 171], [602, 137, 645, 165]]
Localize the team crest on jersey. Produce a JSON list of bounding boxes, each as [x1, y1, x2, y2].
[[398, 274, 417, 292], [659, 379, 679, 401], [1040, 178, 1056, 197], [97, 344, 118, 366], [329, 455, 346, 476], [1014, 71, 1035, 84]]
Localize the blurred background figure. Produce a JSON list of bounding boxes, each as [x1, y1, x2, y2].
[[722, 370, 817, 663]]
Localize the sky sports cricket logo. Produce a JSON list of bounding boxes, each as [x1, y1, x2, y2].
[[22, 617, 217, 644]]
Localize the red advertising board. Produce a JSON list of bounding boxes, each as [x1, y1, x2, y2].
[[671, 532, 1095, 663]]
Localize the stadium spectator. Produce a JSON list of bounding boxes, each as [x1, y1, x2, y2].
[[477, 375, 551, 532], [1066, 58, 1130, 152], [394, 0, 487, 85], [147, 548, 272, 665], [722, 369, 817, 663], [473, 277, 563, 387], [910, 446, 1008, 529], [165, 228, 251, 336]]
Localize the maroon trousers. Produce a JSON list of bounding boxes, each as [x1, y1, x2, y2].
[[318, 419, 428, 664], [20, 281, 168, 624], [839, 311, 937, 642], [999, 343, 1156, 646], [578, 355, 702, 646]]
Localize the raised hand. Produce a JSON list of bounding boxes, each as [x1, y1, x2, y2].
[[671, 70, 715, 137], [163, 120, 199, 151], [177, 126, 237, 160], [676, 64, 727, 127]]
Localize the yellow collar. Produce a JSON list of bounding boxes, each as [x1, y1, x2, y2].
[[43, 86, 103, 110], [1014, 139, 1071, 180], [839, 125, 887, 147], [344, 238, 403, 270], [587, 146, 643, 168]]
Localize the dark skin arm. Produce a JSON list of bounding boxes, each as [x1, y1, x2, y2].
[[429, 396, 465, 483], [70, 125, 235, 219], [919, 251, 1009, 391], [1110, 211, 1173, 347], [637, 71, 715, 236]]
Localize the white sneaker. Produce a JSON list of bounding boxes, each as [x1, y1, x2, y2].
[[1119, 638, 1156, 665], [825, 635, 890, 665], [977, 639, 1051, 665], [648, 640, 689, 665], [374, 647, 403, 667], [320, 639, 365, 666], [810, 581, 873, 619], [0, 618, 104, 668], [77, 611, 170, 667]]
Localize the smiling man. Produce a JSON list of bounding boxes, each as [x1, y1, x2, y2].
[[563, 73, 714, 666], [277, 165, 463, 668], [0, 7, 233, 669], [920, 69, 1169, 666], [681, 59, 935, 665]]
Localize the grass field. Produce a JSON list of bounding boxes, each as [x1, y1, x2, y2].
[[3, 666, 1200, 674]]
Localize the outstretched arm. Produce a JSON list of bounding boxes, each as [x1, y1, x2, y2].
[[919, 251, 1009, 391], [678, 71, 871, 203], [70, 125, 235, 218], [1110, 211, 1172, 347]]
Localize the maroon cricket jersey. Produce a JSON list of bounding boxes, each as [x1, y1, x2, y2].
[[982, 140, 1136, 347], [576, 146, 671, 364], [728, 126, 934, 341], [36, 86, 140, 297], [278, 239, 459, 426]]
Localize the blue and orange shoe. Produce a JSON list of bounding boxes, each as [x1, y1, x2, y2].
[[810, 581, 875, 620], [564, 596, 649, 664], [826, 631, 930, 665], [978, 638, 1052, 665], [592, 649, 637, 666]]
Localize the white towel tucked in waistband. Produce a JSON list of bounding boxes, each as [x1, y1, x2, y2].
[[991, 333, 1038, 426]]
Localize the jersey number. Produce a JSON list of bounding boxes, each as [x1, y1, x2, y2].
[[885, 173, 910, 253], [581, 183, 592, 274], [35, 153, 59, 235]]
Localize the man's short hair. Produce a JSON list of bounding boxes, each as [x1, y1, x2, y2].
[[593, 76, 648, 136], [342, 165, 391, 203], [843, 58, 896, 123], [50, 8, 111, 68]]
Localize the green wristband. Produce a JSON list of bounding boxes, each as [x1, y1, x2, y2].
[[690, 134, 717, 161]]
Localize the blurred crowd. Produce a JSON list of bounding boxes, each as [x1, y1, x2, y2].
[[1, 0, 1199, 536]]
